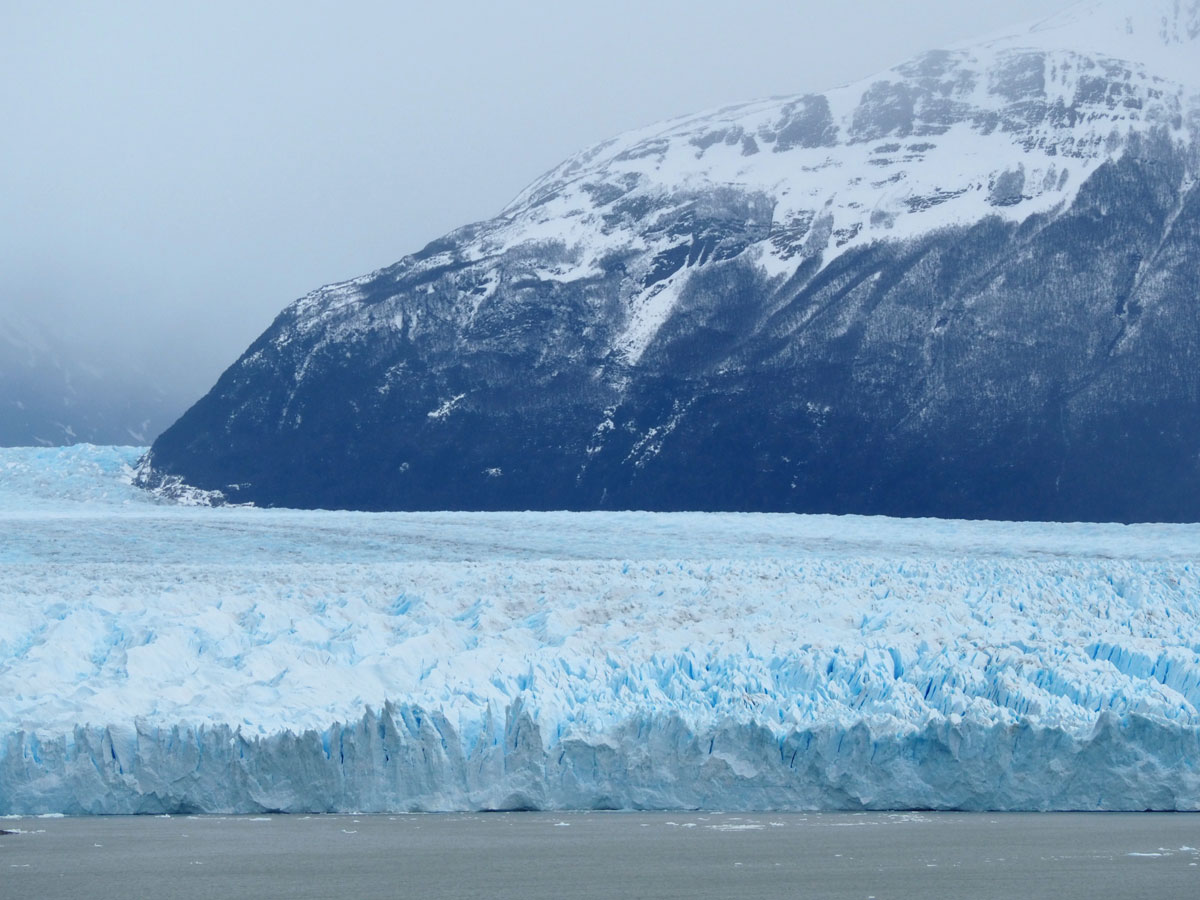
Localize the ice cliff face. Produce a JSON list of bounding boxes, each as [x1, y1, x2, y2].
[[142, 0, 1200, 518], [4, 447, 1200, 813]]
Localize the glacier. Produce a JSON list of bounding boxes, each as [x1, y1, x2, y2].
[[3, 445, 1200, 813]]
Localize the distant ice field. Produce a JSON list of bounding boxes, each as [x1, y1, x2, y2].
[[2, 445, 1199, 813]]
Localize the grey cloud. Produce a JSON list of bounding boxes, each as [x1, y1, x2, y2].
[[0, 0, 1072, 410]]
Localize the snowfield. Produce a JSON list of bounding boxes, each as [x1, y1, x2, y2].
[[2, 445, 1199, 813]]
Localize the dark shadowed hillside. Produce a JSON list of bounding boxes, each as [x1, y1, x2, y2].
[[142, 0, 1200, 520]]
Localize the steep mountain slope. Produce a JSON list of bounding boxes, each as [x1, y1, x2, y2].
[[0, 310, 183, 447], [143, 0, 1200, 519]]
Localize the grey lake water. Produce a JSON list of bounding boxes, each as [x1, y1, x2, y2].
[[1, 811, 1198, 899]]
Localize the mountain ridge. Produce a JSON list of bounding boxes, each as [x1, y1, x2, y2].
[[141, 0, 1200, 520]]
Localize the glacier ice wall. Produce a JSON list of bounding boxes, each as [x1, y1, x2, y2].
[[5, 706, 1199, 815], [2, 446, 1200, 813]]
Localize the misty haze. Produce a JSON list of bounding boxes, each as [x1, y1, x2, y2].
[[4, 0, 1063, 446]]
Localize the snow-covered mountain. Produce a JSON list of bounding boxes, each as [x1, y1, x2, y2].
[[0, 310, 183, 447], [4, 446, 1200, 813], [143, 0, 1200, 519]]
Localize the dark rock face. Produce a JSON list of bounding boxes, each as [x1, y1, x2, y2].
[[773, 95, 838, 151], [147, 144, 1200, 520], [142, 5, 1200, 521]]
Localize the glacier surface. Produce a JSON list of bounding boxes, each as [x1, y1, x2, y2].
[[3, 445, 1200, 813]]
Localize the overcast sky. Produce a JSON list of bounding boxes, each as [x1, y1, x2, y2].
[[2, 0, 1075, 401]]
